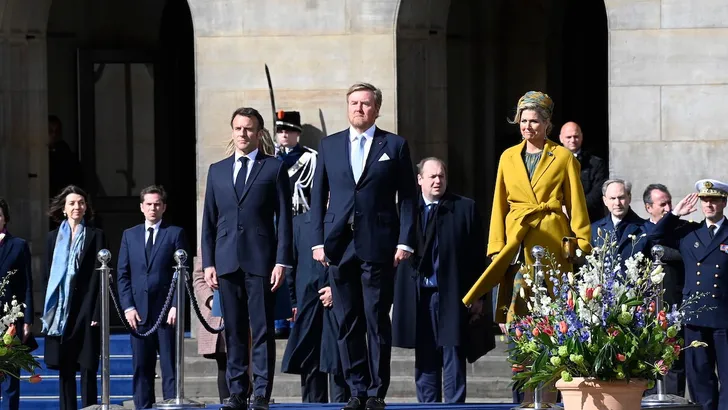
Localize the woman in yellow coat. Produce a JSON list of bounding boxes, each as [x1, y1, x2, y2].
[[463, 91, 592, 326]]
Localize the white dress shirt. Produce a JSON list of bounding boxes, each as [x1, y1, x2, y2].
[[611, 214, 623, 229], [233, 148, 259, 185], [707, 217, 725, 235], [125, 219, 163, 313], [145, 219, 162, 245], [312, 125, 413, 254], [349, 124, 376, 177]]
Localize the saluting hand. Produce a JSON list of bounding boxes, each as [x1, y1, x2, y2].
[[674, 193, 699, 217]]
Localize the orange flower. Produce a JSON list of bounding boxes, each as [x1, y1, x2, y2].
[[559, 321, 568, 334], [532, 328, 540, 337], [567, 298, 575, 310], [29, 375, 41, 384], [616, 353, 626, 362], [512, 364, 525, 372], [515, 328, 523, 339], [6, 325, 15, 337]]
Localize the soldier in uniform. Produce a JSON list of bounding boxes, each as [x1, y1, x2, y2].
[[273, 110, 318, 338], [650, 179, 728, 410], [275, 110, 318, 215]]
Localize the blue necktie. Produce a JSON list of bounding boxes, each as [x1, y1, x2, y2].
[[352, 135, 366, 182], [235, 156, 249, 198]]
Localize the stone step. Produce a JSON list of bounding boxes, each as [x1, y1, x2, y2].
[[140, 375, 514, 402], [121, 396, 514, 408], [155, 351, 513, 378]]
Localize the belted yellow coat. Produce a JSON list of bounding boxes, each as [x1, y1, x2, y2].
[[463, 139, 592, 323]]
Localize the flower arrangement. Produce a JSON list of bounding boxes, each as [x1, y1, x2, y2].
[[0, 270, 41, 383], [507, 231, 708, 391]]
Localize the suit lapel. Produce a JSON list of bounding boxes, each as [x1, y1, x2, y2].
[[618, 223, 641, 250], [238, 155, 266, 203], [0, 235, 16, 273], [509, 144, 538, 204], [707, 218, 728, 254], [342, 132, 356, 184], [530, 140, 557, 188], [148, 224, 168, 268], [359, 129, 388, 184], [77, 227, 96, 266]]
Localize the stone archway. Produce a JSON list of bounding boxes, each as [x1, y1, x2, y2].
[[395, 0, 609, 219]]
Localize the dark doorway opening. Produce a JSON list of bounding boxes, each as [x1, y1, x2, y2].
[[47, 0, 196, 332]]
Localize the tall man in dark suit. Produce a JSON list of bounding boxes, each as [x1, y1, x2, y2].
[[202, 107, 293, 410], [591, 179, 648, 263], [117, 185, 189, 409], [560, 122, 607, 223], [650, 180, 728, 410], [392, 158, 491, 403], [310, 82, 417, 410], [641, 184, 686, 398]]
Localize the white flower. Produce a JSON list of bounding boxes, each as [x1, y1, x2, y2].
[[519, 287, 525, 299], [576, 249, 583, 257], [650, 265, 665, 284]]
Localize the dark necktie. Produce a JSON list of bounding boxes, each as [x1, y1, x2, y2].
[[145, 227, 154, 262], [235, 157, 249, 198], [709, 224, 716, 239], [423, 203, 439, 278]]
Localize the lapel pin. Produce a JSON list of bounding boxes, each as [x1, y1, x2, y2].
[[694, 242, 700, 248]]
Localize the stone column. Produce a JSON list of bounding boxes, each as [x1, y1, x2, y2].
[[0, 33, 49, 326], [606, 0, 728, 219]]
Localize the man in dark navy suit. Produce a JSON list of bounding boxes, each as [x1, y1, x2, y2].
[[651, 180, 728, 410], [0, 198, 34, 410], [117, 185, 189, 409], [591, 179, 648, 263], [201, 107, 293, 410], [310, 82, 417, 410], [393, 158, 491, 403]]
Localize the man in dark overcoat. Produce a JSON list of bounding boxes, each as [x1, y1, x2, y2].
[[281, 211, 350, 403], [392, 157, 493, 403]]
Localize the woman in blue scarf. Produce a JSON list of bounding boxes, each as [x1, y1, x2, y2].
[[41, 185, 106, 410]]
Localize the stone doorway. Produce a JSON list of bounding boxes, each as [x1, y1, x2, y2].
[[396, 0, 608, 222], [44, 0, 196, 330]]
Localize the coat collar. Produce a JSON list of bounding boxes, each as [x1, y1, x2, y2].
[[509, 139, 558, 203], [0, 232, 15, 271]]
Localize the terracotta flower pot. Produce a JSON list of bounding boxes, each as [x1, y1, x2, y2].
[[555, 377, 648, 410]]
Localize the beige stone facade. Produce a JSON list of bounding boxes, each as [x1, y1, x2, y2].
[[1, 0, 727, 323]]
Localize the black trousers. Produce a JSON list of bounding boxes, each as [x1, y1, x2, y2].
[[59, 366, 96, 410], [330, 238, 394, 399], [300, 369, 351, 403], [218, 270, 276, 399]]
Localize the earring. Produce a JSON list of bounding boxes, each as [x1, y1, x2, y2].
[[63, 211, 67, 217]]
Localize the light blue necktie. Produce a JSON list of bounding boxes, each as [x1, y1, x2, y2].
[[352, 135, 367, 182]]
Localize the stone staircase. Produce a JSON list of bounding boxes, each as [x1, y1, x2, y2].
[[19, 336, 513, 409], [138, 339, 514, 406]]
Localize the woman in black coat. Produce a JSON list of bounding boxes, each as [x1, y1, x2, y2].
[[0, 198, 35, 410], [41, 185, 106, 410]]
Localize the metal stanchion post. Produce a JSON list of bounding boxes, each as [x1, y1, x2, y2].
[[642, 245, 692, 407], [82, 250, 124, 410], [156, 250, 205, 409], [513, 246, 561, 410]]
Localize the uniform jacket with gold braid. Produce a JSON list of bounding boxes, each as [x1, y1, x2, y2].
[[462, 139, 592, 323]]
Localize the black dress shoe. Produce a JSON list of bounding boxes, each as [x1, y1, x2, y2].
[[249, 395, 269, 410], [220, 393, 247, 410], [365, 397, 386, 410], [342, 396, 365, 410]]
